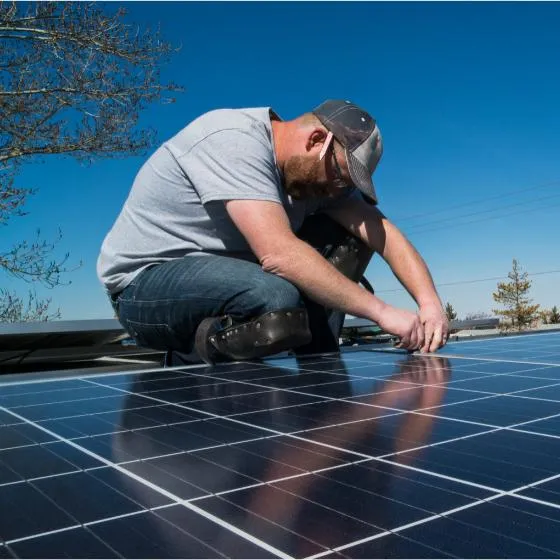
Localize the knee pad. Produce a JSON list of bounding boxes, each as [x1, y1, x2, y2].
[[204, 307, 312, 362]]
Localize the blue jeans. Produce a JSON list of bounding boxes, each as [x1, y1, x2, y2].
[[112, 215, 372, 357]]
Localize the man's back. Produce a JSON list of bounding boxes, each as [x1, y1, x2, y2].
[[97, 107, 283, 294]]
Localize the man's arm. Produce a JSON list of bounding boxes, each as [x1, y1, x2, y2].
[[225, 199, 426, 351], [322, 194, 448, 352]]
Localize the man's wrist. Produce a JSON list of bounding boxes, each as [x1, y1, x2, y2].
[[368, 297, 388, 323], [417, 296, 443, 311]]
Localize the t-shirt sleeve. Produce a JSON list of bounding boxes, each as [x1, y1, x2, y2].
[[179, 128, 282, 205]]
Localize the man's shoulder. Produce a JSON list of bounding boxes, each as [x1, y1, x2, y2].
[[200, 107, 274, 128], [169, 107, 275, 155]]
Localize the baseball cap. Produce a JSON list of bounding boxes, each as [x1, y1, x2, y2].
[[312, 99, 383, 203]]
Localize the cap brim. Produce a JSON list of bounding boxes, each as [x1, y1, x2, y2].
[[345, 149, 378, 204]]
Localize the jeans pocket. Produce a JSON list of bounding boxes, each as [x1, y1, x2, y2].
[[125, 319, 175, 350]]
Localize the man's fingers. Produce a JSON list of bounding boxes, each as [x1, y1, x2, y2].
[[397, 333, 411, 350], [442, 326, 449, 347], [421, 324, 434, 353], [429, 325, 444, 352], [408, 327, 419, 351], [416, 324, 425, 352]]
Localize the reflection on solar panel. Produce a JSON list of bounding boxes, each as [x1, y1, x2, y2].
[[1, 331, 560, 558]]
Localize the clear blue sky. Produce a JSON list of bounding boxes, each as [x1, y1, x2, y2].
[[5, 1, 560, 321]]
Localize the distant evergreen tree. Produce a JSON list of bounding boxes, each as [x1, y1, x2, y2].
[[492, 259, 540, 331], [550, 306, 560, 324], [445, 302, 458, 321]]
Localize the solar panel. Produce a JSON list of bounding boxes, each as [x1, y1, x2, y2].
[[1, 331, 559, 558], [0, 319, 128, 366]]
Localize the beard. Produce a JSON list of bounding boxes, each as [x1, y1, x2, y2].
[[283, 155, 330, 200]]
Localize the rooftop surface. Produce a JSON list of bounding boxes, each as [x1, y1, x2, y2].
[[0, 331, 559, 558]]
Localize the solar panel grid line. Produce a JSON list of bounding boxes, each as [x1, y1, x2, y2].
[[0, 411, 499, 500], [238, 479, 391, 544], [1, 398, 420, 556], [2, 462, 259, 546], [0, 351, 512, 404], [117, 436, 361, 501], [508, 490, 560, 511], [380, 345, 560, 367], [0, 436, 59, 454], [372, 421, 560, 493], [258, 364, 556, 395], [205, 366, 419, 389], [3, 377, 288, 410], [6, 503, 180, 547], [371, 441, 560, 514], [0, 466, 84, 491], [3, 398, 456, 556], [374, 394, 560, 433], [305, 466, 560, 559], [506, 425, 560, 441], [83, 368, 560, 494], [289, 404, 496, 437], [187, 457, 376, 504], [1, 368, 512, 432], [435, 374, 560, 395], [82, 377, 409, 435], [55, 393, 328, 445], [431, 380, 560, 406], [2, 364, 556, 490], [497, 370, 560, 383], [358, 393, 560, 436], [0, 405, 292, 559], [0, 401, 152, 427], [437, 354, 560, 367], [0, 363, 190, 388], [2, 396, 400, 483], [500, 368, 560, 393], [0, 427, 484, 497], [176, 501, 292, 559], [304, 493, 522, 559], [508, 419, 560, 439], [265, 377, 560, 433], [5, 523, 83, 547], [1, 333, 559, 557], [83, 376, 507, 468], [171, 360, 506, 397], [207, 483, 486, 560], [82, 379, 383, 465], [450, 363, 557, 377]]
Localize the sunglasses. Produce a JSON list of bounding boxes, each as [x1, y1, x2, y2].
[[319, 131, 347, 188]]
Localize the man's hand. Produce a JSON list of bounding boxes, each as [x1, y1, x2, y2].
[[376, 304, 425, 352], [419, 304, 448, 353]]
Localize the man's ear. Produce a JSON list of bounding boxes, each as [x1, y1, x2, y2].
[[305, 127, 328, 153]]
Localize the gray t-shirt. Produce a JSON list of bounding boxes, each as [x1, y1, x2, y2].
[[97, 107, 353, 294]]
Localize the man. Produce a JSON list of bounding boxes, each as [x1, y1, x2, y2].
[[97, 99, 448, 364]]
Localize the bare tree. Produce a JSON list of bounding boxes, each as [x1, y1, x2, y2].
[[0, 289, 60, 322], [0, 1, 182, 320], [464, 311, 492, 321]]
